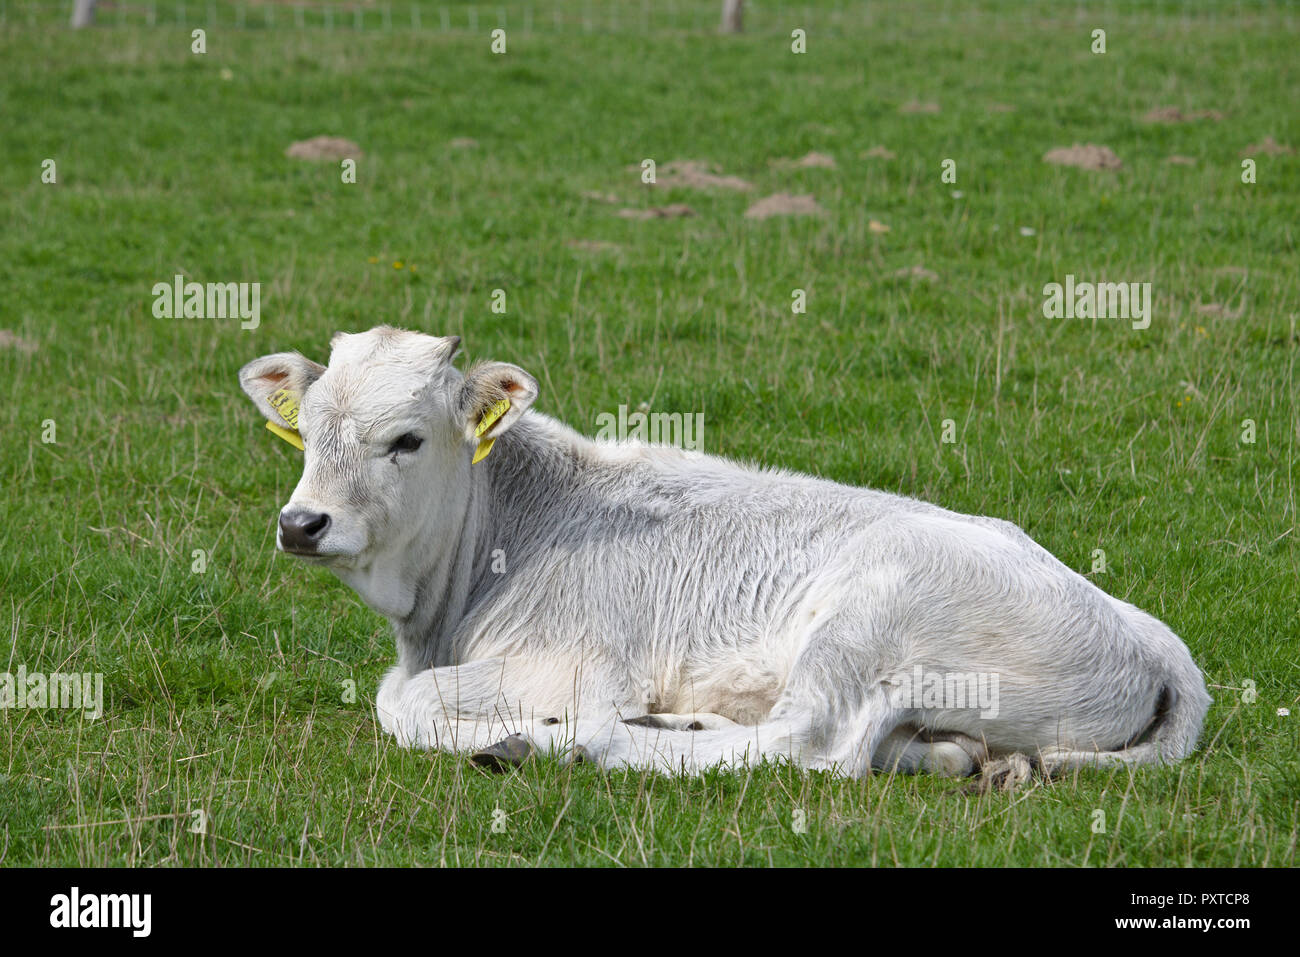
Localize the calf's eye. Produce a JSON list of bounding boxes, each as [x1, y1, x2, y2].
[[387, 433, 423, 456]]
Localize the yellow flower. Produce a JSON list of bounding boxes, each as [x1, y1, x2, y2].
[[393, 261, 403, 269], [367, 256, 378, 264]]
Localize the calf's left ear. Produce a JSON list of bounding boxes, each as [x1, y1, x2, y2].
[[458, 361, 538, 442]]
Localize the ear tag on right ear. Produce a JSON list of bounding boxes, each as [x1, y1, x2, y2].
[[265, 388, 305, 451], [472, 397, 511, 464]]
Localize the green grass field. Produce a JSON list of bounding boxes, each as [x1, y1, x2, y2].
[[1, 0, 1297, 866]]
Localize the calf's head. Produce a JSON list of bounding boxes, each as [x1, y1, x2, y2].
[[239, 327, 537, 611]]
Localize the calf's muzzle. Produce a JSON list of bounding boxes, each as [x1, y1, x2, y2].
[[279, 508, 331, 553]]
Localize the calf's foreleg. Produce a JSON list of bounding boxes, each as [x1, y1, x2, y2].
[[377, 657, 583, 752]]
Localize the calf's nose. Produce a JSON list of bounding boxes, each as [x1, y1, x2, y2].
[[279, 508, 331, 552]]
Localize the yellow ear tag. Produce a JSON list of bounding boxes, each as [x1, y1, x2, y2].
[[471, 397, 511, 464], [265, 388, 305, 451]]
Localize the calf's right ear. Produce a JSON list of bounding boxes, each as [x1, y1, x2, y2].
[[238, 352, 326, 429]]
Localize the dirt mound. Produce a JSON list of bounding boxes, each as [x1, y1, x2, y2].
[[1166, 155, 1197, 166], [285, 136, 362, 160], [449, 137, 478, 149], [900, 101, 940, 114], [0, 330, 37, 353], [636, 160, 753, 191], [772, 151, 837, 170], [1195, 301, 1246, 319], [1043, 143, 1122, 170], [617, 204, 696, 220], [893, 265, 938, 281], [744, 194, 824, 219], [1241, 136, 1295, 156], [565, 240, 622, 252], [1142, 107, 1224, 123], [861, 146, 896, 160]]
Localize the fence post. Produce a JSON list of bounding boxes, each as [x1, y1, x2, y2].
[[721, 0, 744, 33], [71, 0, 97, 28]]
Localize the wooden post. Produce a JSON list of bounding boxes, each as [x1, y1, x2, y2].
[[721, 0, 743, 33], [71, 0, 97, 27]]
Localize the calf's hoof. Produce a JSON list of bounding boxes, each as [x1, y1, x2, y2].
[[470, 734, 534, 771], [963, 753, 1034, 794], [622, 714, 670, 729]]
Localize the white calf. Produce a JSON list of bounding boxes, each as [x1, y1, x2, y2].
[[240, 326, 1210, 780]]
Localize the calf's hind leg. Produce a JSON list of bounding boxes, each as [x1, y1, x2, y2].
[[471, 611, 932, 777], [872, 726, 988, 777], [593, 616, 922, 776], [563, 630, 909, 775]]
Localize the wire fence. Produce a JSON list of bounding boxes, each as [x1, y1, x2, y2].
[[2, 0, 1297, 33]]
